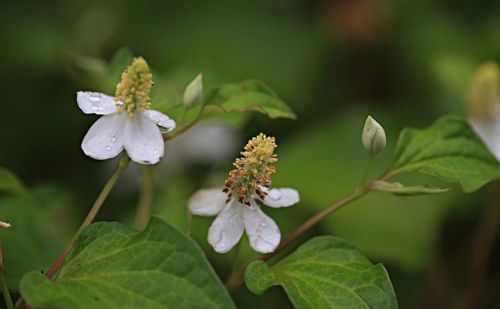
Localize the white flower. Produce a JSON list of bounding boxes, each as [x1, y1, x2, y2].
[[77, 57, 176, 165], [469, 113, 500, 161], [77, 92, 176, 164], [466, 62, 500, 161], [189, 186, 299, 253]]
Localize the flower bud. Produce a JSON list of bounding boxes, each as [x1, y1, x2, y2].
[[0, 220, 11, 229], [183, 74, 204, 108], [362, 115, 386, 154]]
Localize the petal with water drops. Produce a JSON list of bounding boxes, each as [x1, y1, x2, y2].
[[77, 91, 120, 115], [259, 187, 300, 208], [208, 202, 244, 253], [81, 113, 126, 160], [124, 113, 165, 164], [188, 187, 228, 216], [144, 109, 176, 132], [243, 201, 281, 254]]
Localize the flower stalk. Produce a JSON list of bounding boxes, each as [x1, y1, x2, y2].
[[0, 247, 14, 309], [225, 172, 393, 290], [45, 153, 129, 278], [134, 164, 156, 230]]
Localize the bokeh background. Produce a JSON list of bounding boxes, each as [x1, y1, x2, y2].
[[1, 0, 500, 308]]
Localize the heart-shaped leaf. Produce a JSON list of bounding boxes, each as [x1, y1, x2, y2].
[[20, 217, 235, 309], [389, 115, 500, 192], [245, 236, 397, 309]]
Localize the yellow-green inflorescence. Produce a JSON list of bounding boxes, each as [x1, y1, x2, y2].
[[467, 62, 500, 120], [223, 133, 278, 205], [115, 57, 153, 117]]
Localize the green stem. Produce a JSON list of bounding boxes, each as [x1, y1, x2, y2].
[[465, 181, 500, 309], [231, 242, 242, 272], [134, 165, 155, 230], [186, 211, 193, 236], [360, 154, 374, 188], [0, 272, 13, 309], [163, 109, 203, 141], [178, 108, 188, 126], [225, 171, 397, 291], [45, 154, 129, 279], [225, 242, 243, 288]]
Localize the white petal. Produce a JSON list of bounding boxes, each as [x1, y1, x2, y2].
[[188, 187, 228, 216], [81, 114, 126, 160], [469, 118, 500, 161], [77, 91, 120, 115], [143, 109, 176, 132], [243, 201, 281, 253], [124, 112, 165, 164], [208, 202, 244, 253], [259, 187, 300, 208]]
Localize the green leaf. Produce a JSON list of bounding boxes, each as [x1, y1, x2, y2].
[[371, 180, 451, 196], [20, 217, 235, 309], [390, 115, 500, 192], [0, 167, 27, 195], [0, 187, 74, 290], [272, 110, 456, 269], [205, 80, 297, 119], [245, 236, 398, 309]]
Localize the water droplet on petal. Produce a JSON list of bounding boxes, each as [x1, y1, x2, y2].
[[260, 221, 267, 228], [105, 146, 111, 151], [111, 136, 117, 143], [218, 241, 227, 251], [230, 215, 239, 224], [269, 190, 282, 200], [88, 93, 101, 103], [266, 234, 274, 240]]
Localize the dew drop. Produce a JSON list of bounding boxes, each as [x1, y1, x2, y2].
[[230, 215, 239, 224], [105, 146, 111, 151], [111, 136, 117, 143], [218, 242, 227, 251], [88, 93, 101, 103], [260, 221, 267, 228], [269, 190, 282, 199], [93, 105, 105, 113]]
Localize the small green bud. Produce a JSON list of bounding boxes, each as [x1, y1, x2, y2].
[[362, 115, 386, 154], [183, 73, 204, 108]]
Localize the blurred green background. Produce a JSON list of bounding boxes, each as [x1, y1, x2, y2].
[[1, 0, 500, 308]]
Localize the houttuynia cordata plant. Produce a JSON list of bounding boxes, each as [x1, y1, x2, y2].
[[1, 51, 499, 309]]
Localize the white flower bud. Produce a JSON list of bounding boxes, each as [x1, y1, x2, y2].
[[0, 220, 11, 229], [362, 115, 386, 154], [183, 73, 204, 108]]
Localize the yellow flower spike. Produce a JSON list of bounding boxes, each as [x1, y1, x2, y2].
[[115, 57, 153, 117], [224, 133, 278, 205], [467, 62, 500, 120]]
